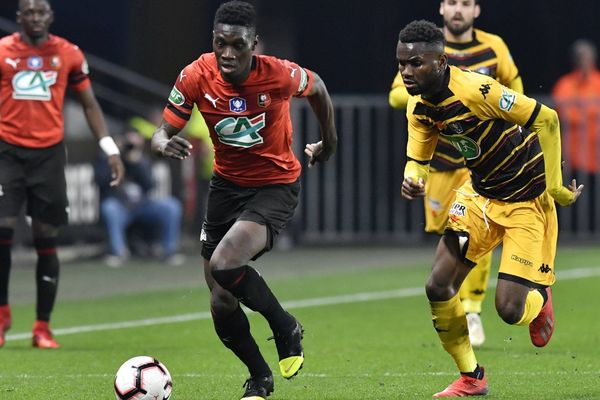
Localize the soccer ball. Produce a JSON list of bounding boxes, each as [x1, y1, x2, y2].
[[114, 356, 173, 400]]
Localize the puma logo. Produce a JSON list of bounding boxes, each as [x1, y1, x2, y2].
[[204, 93, 219, 108], [5, 57, 20, 69]]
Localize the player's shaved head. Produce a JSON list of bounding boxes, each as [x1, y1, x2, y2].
[[18, 0, 51, 11], [214, 1, 256, 32], [398, 20, 445, 54]]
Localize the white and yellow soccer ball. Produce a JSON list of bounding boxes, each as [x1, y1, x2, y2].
[[114, 356, 173, 400]]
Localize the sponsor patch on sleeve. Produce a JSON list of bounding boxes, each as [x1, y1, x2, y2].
[[168, 86, 185, 106]]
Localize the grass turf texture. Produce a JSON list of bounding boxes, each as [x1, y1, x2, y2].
[[0, 246, 599, 399]]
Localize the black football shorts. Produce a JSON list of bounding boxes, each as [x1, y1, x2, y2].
[[0, 140, 68, 226], [200, 173, 300, 261]]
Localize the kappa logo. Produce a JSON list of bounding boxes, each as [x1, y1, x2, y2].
[[511, 254, 533, 266], [479, 83, 491, 99], [200, 229, 207, 242], [5, 57, 20, 69], [449, 202, 467, 217], [447, 121, 464, 134], [214, 113, 265, 148], [229, 97, 246, 113], [12, 70, 57, 101], [288, 66, 297, 77], [499, 88, 516, 112], [538, 263, 552, 274], [179, 70, 187, 82], [204, 93, 220, 108]]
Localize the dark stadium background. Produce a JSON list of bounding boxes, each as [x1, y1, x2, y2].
[[1, 0, 599, 95]]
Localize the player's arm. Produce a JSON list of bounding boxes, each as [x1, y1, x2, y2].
[[304, 72, 337, 167], [389, 71, 410, 109], [152, 68, 196, 160], [74, 87, 124, 187], [401, 97, 438, 200], [150, 120, 192, 160], [467, 79, 583, 206], [528, 105, 583, 205]]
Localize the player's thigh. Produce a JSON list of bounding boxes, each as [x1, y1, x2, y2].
[[26, 143, 68, 227], [498, 195, 555, 287], [445, 181, 503, 267], [212, 220, 268, 268], [424, 168, 470, 234], [0, 142, 27, 219], [240, 178, 300, 258]]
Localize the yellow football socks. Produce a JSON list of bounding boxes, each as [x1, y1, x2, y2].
[[515, 289, 544, 326], [459, 251, 493, 314], [430, 294, 478, 373]]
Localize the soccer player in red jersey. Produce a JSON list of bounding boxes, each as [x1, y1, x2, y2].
[[151, 2, 337, 398], [0, 0, 124, 349]]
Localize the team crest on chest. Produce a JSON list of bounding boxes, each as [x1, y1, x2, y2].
[[257, 93, 271, 108], [229, 97, 247, 113], [27, 56, 43, 70]]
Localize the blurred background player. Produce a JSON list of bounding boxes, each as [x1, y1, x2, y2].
[[389, 0, 523, 347], [94, 128, 184, 268], [150, 2, 337, 399], [0, 0, 124, 348], [552, 39, 600, 234], [398, 20, 582, 397]]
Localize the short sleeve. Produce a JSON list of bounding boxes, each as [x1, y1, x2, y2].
[[68, 46, 91, 92], [163, 65, 198, 129], [278, 59, 314, 98]]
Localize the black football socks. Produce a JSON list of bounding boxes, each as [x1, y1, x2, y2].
[[34, 237, 59, 322], [0, 228, 13, 306], [212, 305, 271, 377], [212, 265, 295, 334]]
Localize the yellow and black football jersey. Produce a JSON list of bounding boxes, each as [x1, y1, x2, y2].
[[391, 29, 521, 172], [406, 66, 544, 202]]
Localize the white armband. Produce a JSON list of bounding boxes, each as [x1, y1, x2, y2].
[[99, 136, 120, 156]]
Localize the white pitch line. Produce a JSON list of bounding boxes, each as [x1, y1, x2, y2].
[[3, 370, 600, 380], [5, 265, 600, 342]]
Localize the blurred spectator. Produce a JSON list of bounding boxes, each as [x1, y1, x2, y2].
[[94, 129, 184, 267], [552, 39, 600, 232]]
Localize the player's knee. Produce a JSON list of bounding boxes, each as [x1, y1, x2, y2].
[[495, 298, 524, 324], [425, 277, 453, 301]]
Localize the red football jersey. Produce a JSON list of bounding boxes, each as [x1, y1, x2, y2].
[[0, 33, 91, 148], [163, 53, 314, 187]]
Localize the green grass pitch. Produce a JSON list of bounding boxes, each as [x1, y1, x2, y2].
[[0, 246, 599, 399]]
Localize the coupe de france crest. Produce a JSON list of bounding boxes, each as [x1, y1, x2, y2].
[[229, 97, 246, 113]]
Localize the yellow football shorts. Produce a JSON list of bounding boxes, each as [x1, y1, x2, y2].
[[424, 168, 471, 234], [445, 181, 557, 287]]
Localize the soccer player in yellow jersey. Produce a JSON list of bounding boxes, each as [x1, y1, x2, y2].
[[390, 0, 524, 347], [396, 20, 583, 397]]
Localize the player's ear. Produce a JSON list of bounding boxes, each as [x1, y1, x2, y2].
[[252, 35, 259, 51], [16, 10, 21, 24], [474, 3, 481, 19], [439, 1, 445, 17], [439, 53, 448, 73]]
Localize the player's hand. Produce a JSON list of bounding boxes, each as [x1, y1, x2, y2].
[[567, 178, 584, 202], [401, 177, 425, 200], [548, 179, 584, 206], [108, 154, 125, 187], [156, 136, 193, 160], [304, 140, 333, 168]]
